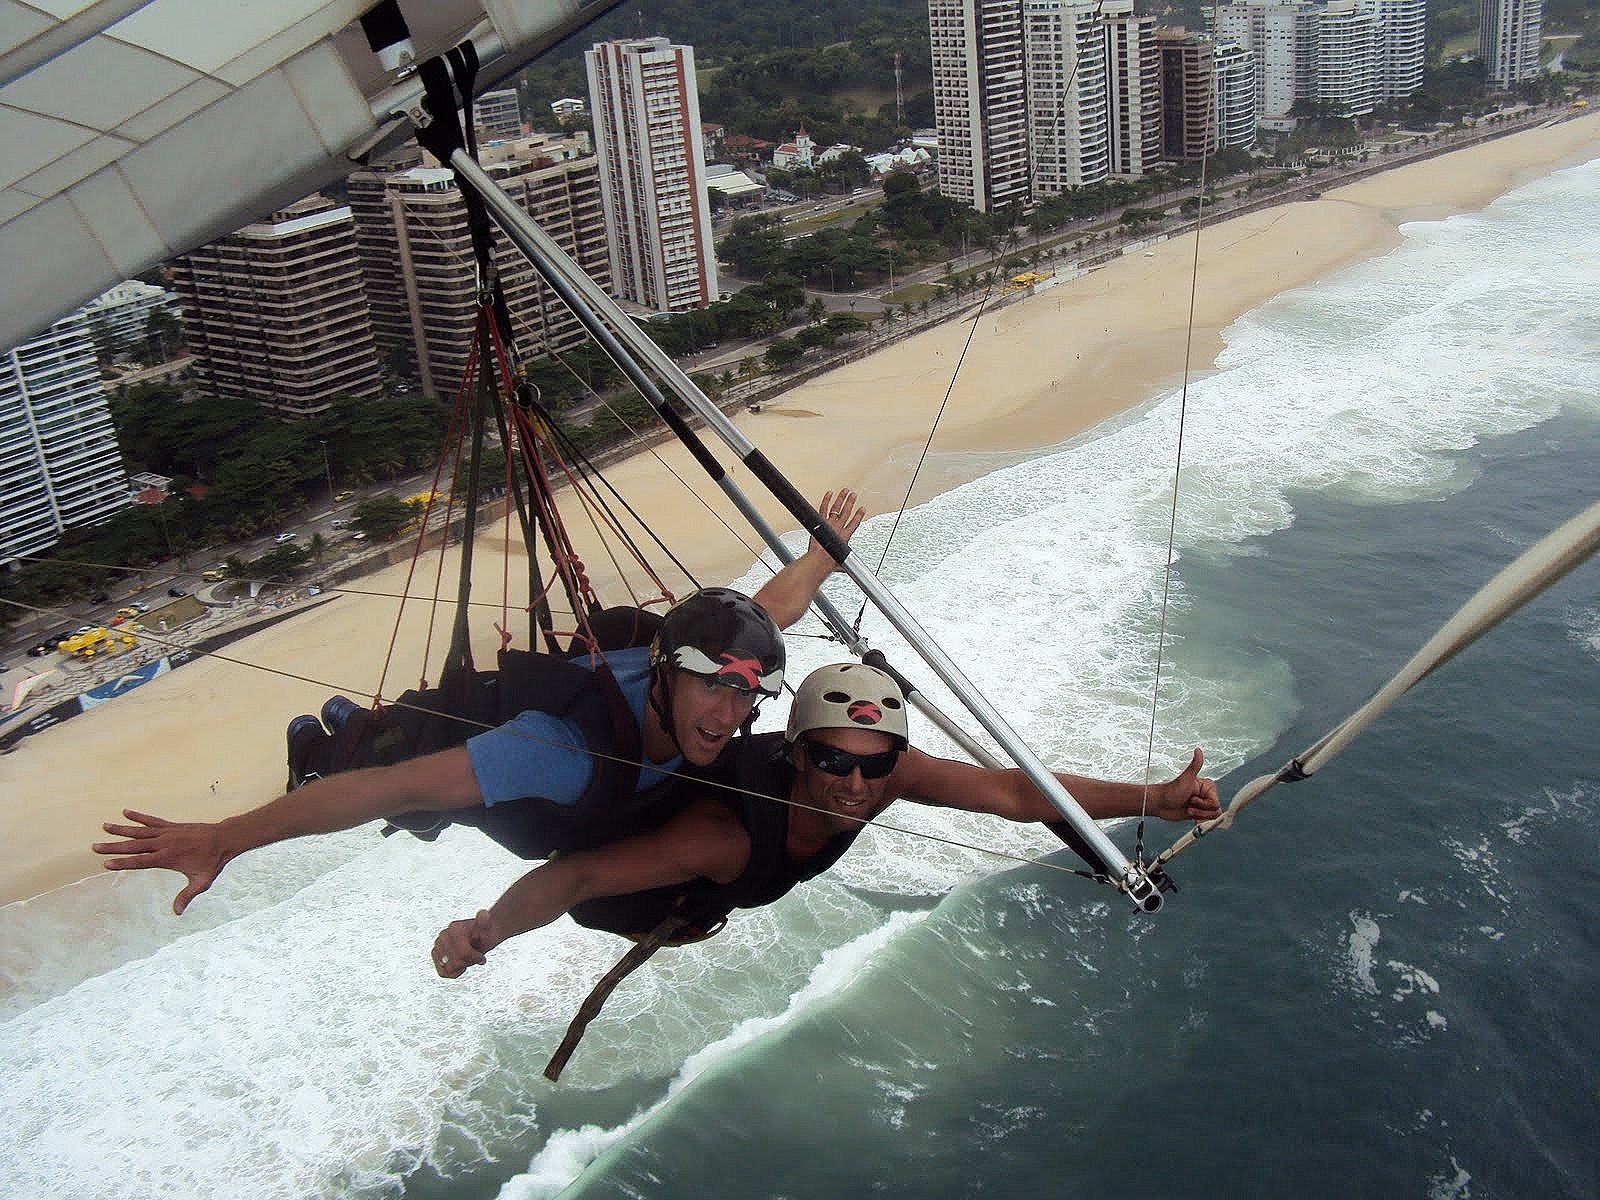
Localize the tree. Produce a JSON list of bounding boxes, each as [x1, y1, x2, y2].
[[764, 338, 805, 370], [250, 545, 311, 582], [143, 307, 184, 364], [350, 495, 415, 540]]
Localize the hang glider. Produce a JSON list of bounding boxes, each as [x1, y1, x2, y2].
[[0, 0, 626, 350]]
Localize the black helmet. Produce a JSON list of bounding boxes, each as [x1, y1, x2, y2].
[[650, 588, 785, 698]]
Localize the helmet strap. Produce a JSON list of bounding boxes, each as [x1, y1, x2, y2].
[[648, 665, 684, 757], [739, 702, 763, 737]]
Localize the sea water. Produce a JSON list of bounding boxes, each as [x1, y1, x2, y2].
[[3, 154, 1597, 1199]]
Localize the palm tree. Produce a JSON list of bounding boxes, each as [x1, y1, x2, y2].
[[306, 532, 328, 563]]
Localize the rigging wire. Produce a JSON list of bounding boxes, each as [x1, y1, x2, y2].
[[1130, 0, 1230, 867]]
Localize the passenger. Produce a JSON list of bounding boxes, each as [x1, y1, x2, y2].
[[428, 662, 1223, 977], [92, 492, 866, 915]]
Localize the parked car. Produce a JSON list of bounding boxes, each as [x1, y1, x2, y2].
[[28, 635, 66, 657]]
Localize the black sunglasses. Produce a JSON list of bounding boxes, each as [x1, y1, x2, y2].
[[802, 738, 900, 780]]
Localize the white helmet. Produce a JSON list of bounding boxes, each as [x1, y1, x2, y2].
[[785, 663, 909, 749]]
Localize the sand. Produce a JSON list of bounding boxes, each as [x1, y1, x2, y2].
[[6, 111, 1598, 907]]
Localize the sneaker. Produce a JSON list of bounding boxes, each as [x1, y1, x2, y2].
[[286, 714, 328, 791], [320, 694, 362, 736]]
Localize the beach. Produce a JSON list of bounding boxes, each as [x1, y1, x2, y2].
[[6, 110, 1598, 909]]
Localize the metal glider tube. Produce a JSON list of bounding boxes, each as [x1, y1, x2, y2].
[[449, 151, 1157, 910]]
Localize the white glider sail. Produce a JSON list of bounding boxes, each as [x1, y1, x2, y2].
[[0, 0, 625, 349]]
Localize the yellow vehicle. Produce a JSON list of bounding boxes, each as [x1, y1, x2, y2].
[[405, 489, 439, 509], [59, 626, 136, 660], [115, 606, 142, 619], [202, 565, 227, 581], [334, 490, 355, 501]]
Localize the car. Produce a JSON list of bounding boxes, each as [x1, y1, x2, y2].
[[89, 591, 109, 603], [201, 566, 226, 581], [330, 518, 347, 528], [334, 490, 354, 502], [132, 601, 149, 613], [115, 606, 141, 619], [28, 628, 77, 656], [168, 587, 189, 598], [349, 531, 368, 541], [273, 532, 298, 544]]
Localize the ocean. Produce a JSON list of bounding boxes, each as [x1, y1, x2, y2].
[[3, 152, 1598, 1200]]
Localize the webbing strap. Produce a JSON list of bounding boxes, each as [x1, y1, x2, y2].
[[544, 912, 691, 1081]]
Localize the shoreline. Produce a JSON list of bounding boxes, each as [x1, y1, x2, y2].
[[5, 110, 1598, 908]]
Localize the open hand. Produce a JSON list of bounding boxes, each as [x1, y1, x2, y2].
[[93, 809, 228, 915], [815, 488, 864, 549]]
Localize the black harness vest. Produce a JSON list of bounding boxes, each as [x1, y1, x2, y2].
[[567, 732, 866, 938]]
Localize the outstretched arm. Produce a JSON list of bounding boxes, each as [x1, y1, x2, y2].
[[752, 488, 865, 629], [892, 747, 1221, 825], [431, 797, 751, 978], [92, 746, 484, 915]]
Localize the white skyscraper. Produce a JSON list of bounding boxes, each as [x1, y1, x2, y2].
[[1, 310, 128, 564], [1212, 0, 1321, 125], [1213, 0, 1426, 123], [930, 0, 1032, 212], [585, 38, 718, 312], [1024, 0, 1111, 193], [1479, 0, 1543, 87], [1213, 41, 1259, 149], [1319, 0, 1378, 118], [1372, 0, 1428, 99]]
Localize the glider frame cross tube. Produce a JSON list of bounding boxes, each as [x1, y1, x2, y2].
[[445, 149, 1162, 912]]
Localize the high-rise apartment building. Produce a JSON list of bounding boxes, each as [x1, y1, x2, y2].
[[1371, 0, 1427, 99], [1211, 0, 1321, 124], [1, 310, 127, 563], [1158, 32, 1219, 160], [348, 135, 611, 397], [1212, 0, 1425, 122], [80, 280, 179, 362], [1318, 0, 1378, 118], [1103, 0, 1163, 177], [1480, 0, 1543, 86], [585, 38, 718, 312], [1024, 0, 1111, 193], [1213, 41, 1259, 148], [476, 87, 524, 139], [930, 0, 1032, 212], [173, 196, 382, 419]]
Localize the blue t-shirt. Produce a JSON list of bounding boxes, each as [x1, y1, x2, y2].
[[465, 645, 683, 807]]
